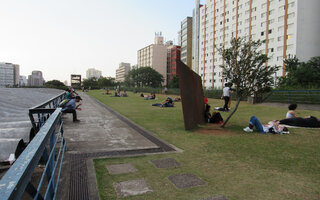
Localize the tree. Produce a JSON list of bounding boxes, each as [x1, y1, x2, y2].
[[82, 77, 99, 89], [98, 77, 115, 88], [168, 76, 179, 88], [44, 80, 66, 89], [124, 67, 164, 88], [278, 56, 320, 89], [219, 37, 279, 127]]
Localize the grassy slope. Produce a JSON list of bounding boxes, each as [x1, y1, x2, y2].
[[89, 90, 320, 200]]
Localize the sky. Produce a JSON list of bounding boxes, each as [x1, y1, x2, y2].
[[0, 0, 204, 84]]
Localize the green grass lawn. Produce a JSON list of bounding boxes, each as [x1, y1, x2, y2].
[[88, 90, 320, 200]]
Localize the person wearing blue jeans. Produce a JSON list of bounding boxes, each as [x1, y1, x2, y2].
[[243, 116, 289, 134], [244, 116, 265, 133]]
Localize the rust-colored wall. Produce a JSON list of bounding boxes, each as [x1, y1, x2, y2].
[[177, 60, 205, 130]]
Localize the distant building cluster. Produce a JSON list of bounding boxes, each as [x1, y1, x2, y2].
[[113, 0, 319, 88], [0, 62, 45, 87]]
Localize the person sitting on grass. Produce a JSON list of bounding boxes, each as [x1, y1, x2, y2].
[[121, 90, 128, 97], [144, 93, 156, 100], [286, 103, 298, 118], [279, 116, 320, 128], [152, 97, 174, 107], [243, 116, 289, 134], [61, 96, 82, 123], [105, 88, 111, 95], [204, 104, 224, 125]]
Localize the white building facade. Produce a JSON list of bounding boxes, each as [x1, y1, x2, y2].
[[196, 0, 320, 89], [115, 62, 131, 82], [180, 17, 193, 68], [86, 68, 102, 79], [137, 34, 167, 85], [0, 62, 19, 86]]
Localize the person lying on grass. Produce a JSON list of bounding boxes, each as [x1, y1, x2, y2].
[[152, 97, 174, 107], [144, 93, 156, 100], [280, 116, 320, 128], [243, 116, 289, 134], [204, 104, 224, 125]]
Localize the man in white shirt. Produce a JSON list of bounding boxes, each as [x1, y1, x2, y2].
[[222, 83, 231, 111]]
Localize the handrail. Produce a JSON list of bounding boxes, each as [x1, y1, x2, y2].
[[29, 92, 66, 131], [29, 92, 65, 110], [0, 108, 66, 200]]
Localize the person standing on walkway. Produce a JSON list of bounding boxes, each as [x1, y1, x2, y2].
[[61, 96, 82, 122], [221, 83, 231, 111]]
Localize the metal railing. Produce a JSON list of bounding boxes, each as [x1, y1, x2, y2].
[[29, 92, 65, 132], [0, 108, 66, 200], [262, 90, 320, 104]]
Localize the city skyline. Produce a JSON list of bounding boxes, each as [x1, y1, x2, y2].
[[0, 0, 202, 83]]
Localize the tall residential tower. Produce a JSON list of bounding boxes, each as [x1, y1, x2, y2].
[[195, 0, 320, 88]]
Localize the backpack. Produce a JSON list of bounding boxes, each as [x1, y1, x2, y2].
[[59, 99, 71, 108]]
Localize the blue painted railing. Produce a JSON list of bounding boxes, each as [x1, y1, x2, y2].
[[0, 108, 66, 200], [29, 92, 65, 131]]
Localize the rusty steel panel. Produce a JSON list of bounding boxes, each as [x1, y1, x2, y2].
[[177, 60, 205, 130]]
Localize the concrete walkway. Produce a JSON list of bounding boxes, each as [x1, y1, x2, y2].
[[59, 92, 177, 200]]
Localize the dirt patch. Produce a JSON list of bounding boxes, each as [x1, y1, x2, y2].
[[196, 124, 236, 135]]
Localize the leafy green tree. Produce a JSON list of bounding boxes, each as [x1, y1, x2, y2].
[[124, 67, 164, 88], [82, 77, 99, 89], [98, 77, 115, 88], [168, 76, 179, 88], [278, 56, 320, 89], [44, 80, 66, 89], [219, 37, 279, 127]]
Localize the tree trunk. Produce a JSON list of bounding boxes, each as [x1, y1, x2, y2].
[[221, 99, 241, 128]]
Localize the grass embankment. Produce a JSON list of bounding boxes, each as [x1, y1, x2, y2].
[[88, 90, 320, 200]]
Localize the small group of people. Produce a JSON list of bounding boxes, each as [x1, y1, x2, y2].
[[61, 88, 82, 123], [152, 97, 174, 107], [243, 103, 320, 134], [114, 89, 127, 97]]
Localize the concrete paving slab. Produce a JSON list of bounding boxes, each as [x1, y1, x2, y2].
[[168, 173, 206, 189], [63, 92, 159, 153], [106, 163, 137, 175], [201, 195, 228, 200], [113, 178, 153, 198], [151, 158, 180, 169]]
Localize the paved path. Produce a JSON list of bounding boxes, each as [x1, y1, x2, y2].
[[63, 92, 158, 153], [59, 92, 176, 200]]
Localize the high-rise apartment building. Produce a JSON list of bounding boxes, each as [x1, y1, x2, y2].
[[170, 46, 181, 79], [86, 68, 102, 79], [192, 0, 202, 74], [137, 33, 167, 85], [19, 76, 28, 86], [28, 71, 44, 86], [195, 0, 320, 89], [180, 17, 193, 68], [115, 62, 131, 82], [0, 62, 20, 86]]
